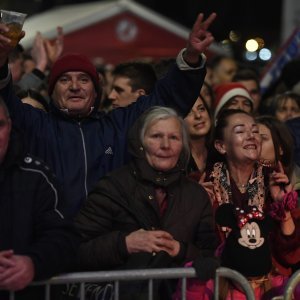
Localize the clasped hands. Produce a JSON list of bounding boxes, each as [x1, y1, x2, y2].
[[0, 250, 35, 291], [125, 229, 180, 257]]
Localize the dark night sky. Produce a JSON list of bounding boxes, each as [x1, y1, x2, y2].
[[140, 1, 282, 48]]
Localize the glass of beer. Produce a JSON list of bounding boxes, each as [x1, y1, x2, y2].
[[0, 10, 27, 47]]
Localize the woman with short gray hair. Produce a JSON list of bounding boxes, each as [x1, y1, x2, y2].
[[75, 106, 217, 300]]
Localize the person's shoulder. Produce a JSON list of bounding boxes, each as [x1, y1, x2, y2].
[[95, 164, 132, 189], [286, 116, 300, 127], [19, 154, 56, 180], [187, 170, 202, 182], [182, 175, 206, 192], [181, 176, 212, 207]]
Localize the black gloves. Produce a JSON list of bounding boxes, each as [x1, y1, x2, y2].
[[192, 257, 220, 281]]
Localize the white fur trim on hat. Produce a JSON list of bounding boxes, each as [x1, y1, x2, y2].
[[214, 88, 253, 118]]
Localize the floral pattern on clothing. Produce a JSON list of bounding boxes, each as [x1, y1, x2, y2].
[[210, 162, 266, 211]]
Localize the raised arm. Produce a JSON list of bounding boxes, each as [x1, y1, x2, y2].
[[110, 12, 217, 130]]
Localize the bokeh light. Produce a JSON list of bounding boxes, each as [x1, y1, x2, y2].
[[259, 48, 272, 61], [255, 37, 265, 49], [245, 39, 259, 52], [229, 30, 240, 42], [245, 51, 258, 61]]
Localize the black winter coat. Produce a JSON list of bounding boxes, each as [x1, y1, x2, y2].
[[0, 130, 79, 299], [76, 160, 216, 271]]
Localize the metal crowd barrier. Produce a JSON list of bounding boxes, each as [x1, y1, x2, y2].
[[214, 267, 255, 300], [282, 269, 300, 299], [8, 267, 300, 300], [9, 268, 196, 300]]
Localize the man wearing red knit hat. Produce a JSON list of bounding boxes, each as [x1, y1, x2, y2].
[[213, 82, 254, 119], [0, 12, 217, 218]]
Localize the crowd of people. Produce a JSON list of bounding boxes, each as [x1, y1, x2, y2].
[[0, 9, 300, 300]]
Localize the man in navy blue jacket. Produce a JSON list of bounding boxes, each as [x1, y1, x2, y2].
[[0, 13, 216, 217]]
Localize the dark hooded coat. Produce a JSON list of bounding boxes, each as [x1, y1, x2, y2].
[[0, 129, 79, 300], [74, 111, 216, 299]]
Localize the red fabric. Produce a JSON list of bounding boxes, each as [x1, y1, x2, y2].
[[173, 264, 294, 300], [48, 53, 100, 95], [204, 275, 289, 300], [155, 187, 168, 217], [271, 208, 300, 274], [269, 191, 298, 221]]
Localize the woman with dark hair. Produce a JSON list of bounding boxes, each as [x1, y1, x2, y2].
[[210, 110, 300, 299], [209, 109, 295, 225], [269, 92, 300, 122], [256, 115, 300, 279], [201, 109, 299, 299], [185, 96, 213, 175], [200, 81, 214, 109], [184, 96, 215, 199], [255, 115, 295, 181]]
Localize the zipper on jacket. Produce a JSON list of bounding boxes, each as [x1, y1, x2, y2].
[[78, 122, 88, 200]]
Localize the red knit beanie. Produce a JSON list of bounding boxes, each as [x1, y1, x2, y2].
[[48, 53, 100, 96], [213, 82, 253, 118]]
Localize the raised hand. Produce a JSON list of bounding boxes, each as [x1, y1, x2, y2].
[[0, 23, 25, 66], [184, 12, 217, 65], [269, 161, 292, 201], [44, 26, 64, 67], [198, 171, 215, 203], [31, 31, 48, 72]]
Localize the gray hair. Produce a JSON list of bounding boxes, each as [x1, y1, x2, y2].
[[0, 96, 10, 118], [140, 106, 190, 166]]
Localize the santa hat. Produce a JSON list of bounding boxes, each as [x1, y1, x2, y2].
[[213, 82, 253, 118], [48, 53, 100, 97]]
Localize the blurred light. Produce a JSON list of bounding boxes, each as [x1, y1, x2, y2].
[[245, 39, 259, 52], [229, 30, 240, 42], [220, 41, 233, 55], [245, 51, 258, 61], [221, 39, 230, 45], [259, 48, 272, 61], [220, 39, 232, 53], [255, 37, 265, 49]]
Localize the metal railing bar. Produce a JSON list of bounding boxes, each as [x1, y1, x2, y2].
[[114, 280, 119, 300], [283, 269, 300, 300], [31, 268, 197, 285], [10, 266, 300, 300], [9, 291, 14, 300], [79, 282, 85, 300], [45, 283, 50, 300], [181, 277, 187, 300], [148, 278, 153, 300], [214, 267, 255, 300]]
